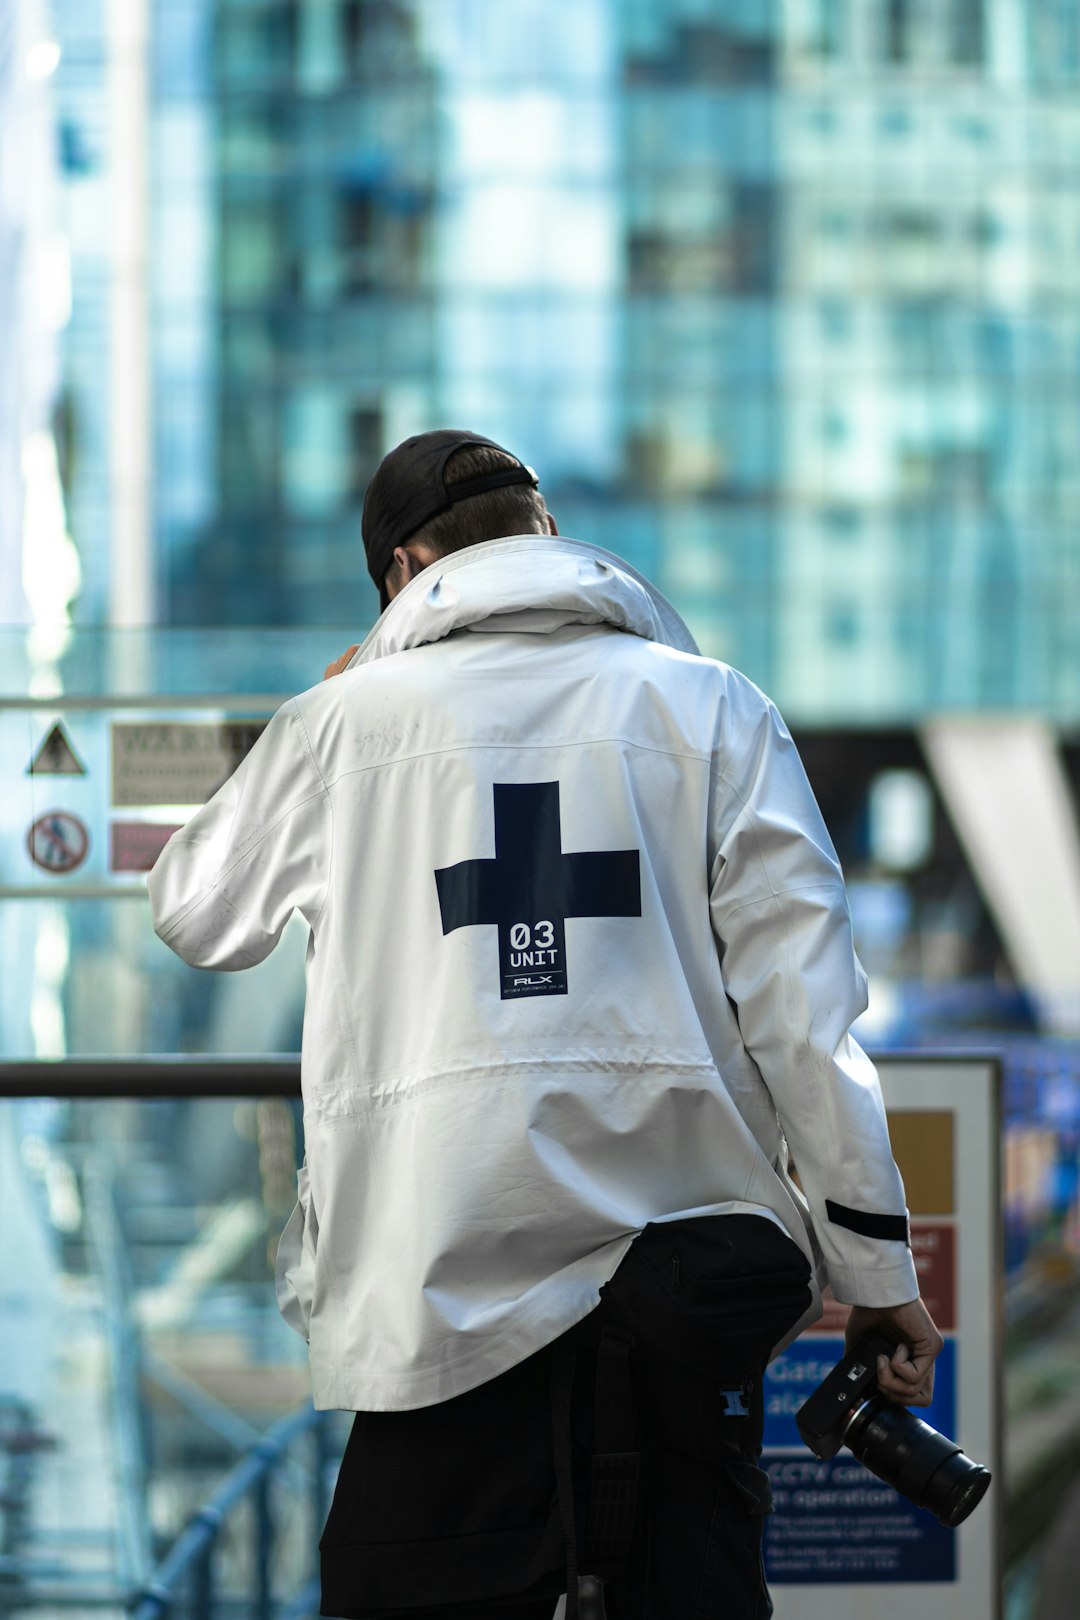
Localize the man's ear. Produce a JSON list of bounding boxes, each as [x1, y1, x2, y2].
[[546, 512, 559, 536], [392, 545, 417, 579], [390, 545, 428, 592], [386, 541, 443, 600]]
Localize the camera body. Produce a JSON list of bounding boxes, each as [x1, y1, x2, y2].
[[795, 1327, 896, 1459], [796, 1329, 991, 1529]]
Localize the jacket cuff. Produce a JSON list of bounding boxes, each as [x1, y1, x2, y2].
[[826, 1250, 921, 1309]]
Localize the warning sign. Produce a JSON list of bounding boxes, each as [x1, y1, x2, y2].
[[111, 721, 267, 807], [27, 723, 86, 776], [27, 811, 90, 874], [110, 821, 182, 873]]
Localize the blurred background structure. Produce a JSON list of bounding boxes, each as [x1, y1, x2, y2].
[[4, 1, 1080, 1615], [38, 0, 1080, 681], [14, 0, 1080, 1035]]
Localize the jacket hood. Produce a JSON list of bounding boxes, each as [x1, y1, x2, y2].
[[347, 536, 700, 669]]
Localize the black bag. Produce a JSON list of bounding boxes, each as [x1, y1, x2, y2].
[[599, 1212, 813, 1383], [556, 1213, 814, 1604]]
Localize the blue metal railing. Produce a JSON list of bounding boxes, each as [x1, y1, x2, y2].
[[129, 1401, 333, 1620], [1, 1062, 323, 1619], [83, 1153, 155, 1588]]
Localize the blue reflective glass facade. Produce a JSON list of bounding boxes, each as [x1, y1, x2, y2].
[[49, 0, 1080, 721], [52, 0, 111, 624]]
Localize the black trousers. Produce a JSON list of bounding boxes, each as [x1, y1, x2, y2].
[[320, 1216, 810, 1620]]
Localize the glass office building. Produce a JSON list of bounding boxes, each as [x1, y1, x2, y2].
[[22, 0, 1080, 1037], [30, 0, 1080, 1032], [40, 0, 1080, 717], [88, 0, 1073, 726]]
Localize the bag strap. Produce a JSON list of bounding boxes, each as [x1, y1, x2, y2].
[[550, 1334, 580, 1619], [586, 1325, 640, 1576]]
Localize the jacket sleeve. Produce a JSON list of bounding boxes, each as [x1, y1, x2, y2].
[[147, 699, 331, 969], [708, 673, 919, 1308]]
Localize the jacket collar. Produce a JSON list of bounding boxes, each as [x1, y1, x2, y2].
[[347, 536, 699, 669]]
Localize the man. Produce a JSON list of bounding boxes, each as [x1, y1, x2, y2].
[[149, 429, 943, 1620]]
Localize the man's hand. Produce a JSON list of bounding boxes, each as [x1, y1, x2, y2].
[[323, 645, 360, 681], [843, 1297, 944, 1409]]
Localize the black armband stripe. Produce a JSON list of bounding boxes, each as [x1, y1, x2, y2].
[[825, 1200, 910, 1244]]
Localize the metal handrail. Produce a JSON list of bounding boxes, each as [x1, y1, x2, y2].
[[0, 1060, 301, 1098], [128, 1402, 331, 1620]]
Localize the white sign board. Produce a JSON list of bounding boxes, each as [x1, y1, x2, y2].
[[0, 705, 279, 894], [766, 1056, 1001, 1619], [111, 720, 269, 807]]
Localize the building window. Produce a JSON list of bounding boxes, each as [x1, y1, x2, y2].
[[342, 0, 421, 76], [786, 0, 848, 62], [880, 105, 912, 137], [823, 505, 861, 537], [347, 407, 382, 499], [970, 210, 1002, 248], [819, 207, 852, 240], [825, 602, 860, 644], [951, 0, 985, 66], [807, 103, 836, 135], [821, 408, 849, 446], [881, 207, 940, 245], [955, 113, 989, 143], [884, 0, 914, 65], [819, 298, 852, 341]]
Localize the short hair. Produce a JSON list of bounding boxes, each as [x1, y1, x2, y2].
[[383, 444, 549, 594]]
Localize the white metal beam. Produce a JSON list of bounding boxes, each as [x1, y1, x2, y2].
[[107, 0, 152, 626], [922, 717, 1080, 1033]]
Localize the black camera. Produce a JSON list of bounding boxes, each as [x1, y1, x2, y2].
[[795, 1329, 991, 1528]]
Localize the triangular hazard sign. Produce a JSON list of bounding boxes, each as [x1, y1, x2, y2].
[[27, 722, 87, 777]]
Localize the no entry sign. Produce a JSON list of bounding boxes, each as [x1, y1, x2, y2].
[[27, 810, 90, 874]]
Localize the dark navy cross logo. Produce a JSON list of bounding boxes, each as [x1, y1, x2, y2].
[[435, 782, 642, 999]]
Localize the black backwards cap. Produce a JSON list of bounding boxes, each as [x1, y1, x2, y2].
[[362, 429, 539, 609]]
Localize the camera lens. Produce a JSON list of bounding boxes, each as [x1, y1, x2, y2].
[[844, 1399, 992, 1528]]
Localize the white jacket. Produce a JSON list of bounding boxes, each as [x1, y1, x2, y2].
[[148, 537, 918, 1412]]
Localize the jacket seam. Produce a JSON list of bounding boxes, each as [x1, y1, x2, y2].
[[708, 712, 856, 1286], [317, 732, 712, 791], [709, 753, 775, 903], [767, 887, 854, 1289], [707, 674, 758, 807], [291, 698, 334, 930], [155, 782, 329, 940], [709, 759, 841, 907], [159, 884, 261, 966], [715, 870, 858, 1293], [771, 885, 856, 1291], [712, 880, 846, 926], [305, 1056, 721, 1119]]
